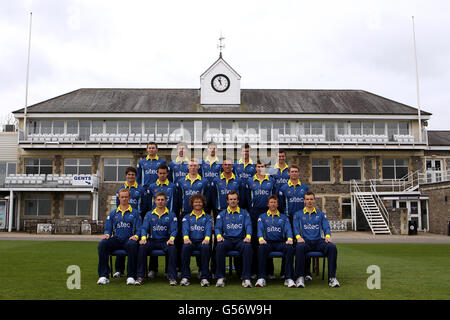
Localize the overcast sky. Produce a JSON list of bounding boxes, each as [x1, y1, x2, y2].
[[1, 0, 449, 130]]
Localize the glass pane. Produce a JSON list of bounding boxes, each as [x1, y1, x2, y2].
[[343, 159, 360, 166], [312, 167, 330, 181], [182, 121, 194, 142], [53, 121, 64, 134], [92, 121, 103, 134], [382, 167, 395, 180], [106, 121, 117, 134], [64, 166, 77, 175], [144, 121, 156, 134], [118, 121, 129, 134], [130, 121, 142, 134], [337, 122, 347, 135], [118, 159, 131, 166], [343, 167, 361, 181], [157, 121, 168, 135], [375, 122, 385, 135], [259, 122, 271, 141], [40, 159, 52, 166], [311, 122, 322, 135], [325, 122, 336, 141], [221, 121, 233, 135], [104, 159, 117, 166], [38, 199, 52, 216], [362, 122, 373, 135], [24, 200, 37, 216], [67, 121, 78, 134], [29, 120, 39, 134], [382, 159, 394, 166], [79, 166, 91, 174], [78, 198, 91, 216], [399, 122, 409, 135], [104, 166, 117, 181], [40, 121, 52, 134], [118, 165, 128, 180], [7, 163, 16, 175], [64, 159, 77, 166], [169, 121, 181, 134], [395, 159, 408, 167], [387, 122, 398, 141], [63, 199, 77, 216], [312, 158, 330, 166], [79, 159, 92, 166], [350, 122, 361, 135]]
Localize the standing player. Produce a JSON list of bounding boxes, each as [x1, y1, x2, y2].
[[201, 141, 222, 217], [214, 191, 253, 288], [268, 149, 290, 194], [168, 142, 190, 183], [293, 191, 340, 288], [211, 159, 245, 213], [255, 195, 295, 288], [233, 143, 256, 210], [137, 142, 167, 216], [97, 188, 141, 285], [180, 194, 213, 287], [245, 160, 276, 277], [113, 167, 145, 278]]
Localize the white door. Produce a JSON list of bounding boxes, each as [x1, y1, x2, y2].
[[426, 159, 443, 183]]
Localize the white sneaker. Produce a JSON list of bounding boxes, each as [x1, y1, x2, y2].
[[284, 278, 296, 288], [126, 277, 135, 285], [305, 275, 313, 281], [180, 278, 190, 286], [113, 272, 123, 278], [169, 279, 177, 286], [255, 278, 266, 287], [242, 279, 252, 288], [97, 277, 109, 285], [216, 278, 225, 287], [329, 277, 340, 287], [295, 277, 305, 288], [200, 279, 210, 287]]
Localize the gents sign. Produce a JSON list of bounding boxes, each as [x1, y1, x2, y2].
[[72, 175, 93, 186]]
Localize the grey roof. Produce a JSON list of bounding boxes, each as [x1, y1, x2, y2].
[[13, 88, 431, 116], [427, 131, 450, 146]]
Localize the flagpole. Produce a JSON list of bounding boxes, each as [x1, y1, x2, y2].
[[412, 16, 422, 143], [24, 12, 32, 140]]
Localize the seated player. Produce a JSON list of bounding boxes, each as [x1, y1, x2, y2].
[[180, 194, 213, 287], [255, 195, 295, 288], [293, 191, 340, 288], [135, 192, 178, 286]]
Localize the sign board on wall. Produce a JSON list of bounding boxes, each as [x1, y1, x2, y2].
[[72, 175, 93, 186]]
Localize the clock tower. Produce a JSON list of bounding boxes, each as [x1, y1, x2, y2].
[[200, 37, 241, 105]]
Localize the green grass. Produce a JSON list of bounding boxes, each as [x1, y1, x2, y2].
[[0, 241, 449, 300]]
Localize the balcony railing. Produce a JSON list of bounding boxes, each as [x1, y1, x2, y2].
[[3, 173, 99, 189]]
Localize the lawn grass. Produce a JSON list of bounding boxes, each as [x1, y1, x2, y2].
[[0, 240, 448, 300]]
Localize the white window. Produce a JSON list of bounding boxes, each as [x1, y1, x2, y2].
[[104, 158, 132, 182], [25, 158, 52, 175], [63, 194, 91, 216], [312, 158, 331, 182], [382, 159, 409, 180], [24, 193, 52, 216], [342, 158, 361, 181], [64, 159, 92, 175]]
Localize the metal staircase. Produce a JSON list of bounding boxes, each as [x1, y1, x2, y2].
[[351, 180, 391, 235]]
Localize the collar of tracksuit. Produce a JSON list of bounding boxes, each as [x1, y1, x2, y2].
[[146, 154, 159, 161], [116, 205, 133, 217]]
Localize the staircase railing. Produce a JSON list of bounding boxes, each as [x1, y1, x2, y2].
[[369, 180, 390, 230]]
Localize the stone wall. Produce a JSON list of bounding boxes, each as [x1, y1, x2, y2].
[[420, 182, 450, 235]]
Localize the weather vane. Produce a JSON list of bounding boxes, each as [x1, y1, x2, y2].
[[218, 34, 225, 57]]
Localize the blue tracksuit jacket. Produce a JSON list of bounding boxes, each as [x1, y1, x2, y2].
[[268, 163, 290, 194], [104, 205, 142, 240], [233, 159, 256, 181], [176, 174, 207, 214], [293, 207, 332, 241], [215, 207, 252, 240], [115, 182, 145, 211], [168, 157, 189, 183], [245, 175, 276, 210], [257, 210, 293, 241], [148, 179, 177, 213], [211, 173, 245, 211], [182, 211, 213, 241], [137, 155, 167, 188], [278, 180, 309, 218], [141, 207, 178, 241]]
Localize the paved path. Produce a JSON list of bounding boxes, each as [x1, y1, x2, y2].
[[0, 231, 449, 244]]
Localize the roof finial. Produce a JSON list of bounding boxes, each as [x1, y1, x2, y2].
[[218, 33, 225, 58]]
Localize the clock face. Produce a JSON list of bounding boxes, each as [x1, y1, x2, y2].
[[211, 74, 230, 92]]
